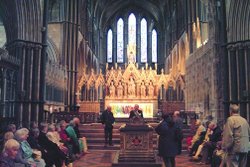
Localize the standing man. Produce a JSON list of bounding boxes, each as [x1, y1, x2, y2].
[[129, 104, 143, 119], [173, 111, 183, 155], [222, 104, 250, 167], [101, 105, 115, 147]]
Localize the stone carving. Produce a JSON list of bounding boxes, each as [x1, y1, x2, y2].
[[109, 81, 115, 97], [117, 81, 123, 97], [148, 81, 154, 97], [140, 82, 146, 97], [128, 77, 136, 96]]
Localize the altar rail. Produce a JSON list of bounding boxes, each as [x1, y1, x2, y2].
[[52, 112, 99, 124]]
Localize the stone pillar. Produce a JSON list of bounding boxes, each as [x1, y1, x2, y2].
[[136, 15, 141, 64], [238, 46, 247, 118], [228, 48, 238, 103], [6, 41, 42, 128]]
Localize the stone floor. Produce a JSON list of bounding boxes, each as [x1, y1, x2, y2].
[[73, 150, 210, 167]]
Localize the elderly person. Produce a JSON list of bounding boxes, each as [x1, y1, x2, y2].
[[200, 122, 222, 164], [7, 124, 16, 133], [38, 122, 66, 167], [15, 128, 46, 167], [0, 139, 20, 167], [65, 120, 81, 156], [189, 120, 206, 156], [129, 104, 143, 119], [222, 104, 250, 167], [73, 117, 89, 154], [46, 123, 68, 154]]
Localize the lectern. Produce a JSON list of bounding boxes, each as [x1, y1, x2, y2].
[[112, 116, 162, 167]]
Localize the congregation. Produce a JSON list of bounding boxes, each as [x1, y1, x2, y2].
[[0, 118, 89, 167]]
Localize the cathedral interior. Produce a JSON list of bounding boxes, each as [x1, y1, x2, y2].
[[0, 0, 250, 165]]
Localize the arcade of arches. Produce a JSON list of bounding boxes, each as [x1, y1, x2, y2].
[[0, 0, 250, 132]]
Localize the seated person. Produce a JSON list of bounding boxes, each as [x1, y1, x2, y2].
[[0, 139, 20, 167], [192, 128, 212, 160], [65, 121, 81, 157], [73, 117, 89, 154], [189, 120, 206, 156], [6, 124, 17, 133], [59, 120, 77, 162], [15, 128, 46, 167], [38, 122, 67, 167], [200, 122, 222, 164], [46, 123, 68, 154], [129, 104, 143, 119]]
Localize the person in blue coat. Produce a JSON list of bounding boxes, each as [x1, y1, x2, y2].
[[155, 114, 180, 167]]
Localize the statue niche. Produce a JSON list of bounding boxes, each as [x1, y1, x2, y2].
[[128, 77, 136, 96], [117, 81, 123, 98], [109, 81, 116, 97], [148, 81, 154, 97], [140, 81, 146, 97]]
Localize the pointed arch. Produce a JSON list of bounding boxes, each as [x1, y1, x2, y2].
[[128, 13, 136, 45], [107, 29, 113, 63], [152, 29, 157, 63]]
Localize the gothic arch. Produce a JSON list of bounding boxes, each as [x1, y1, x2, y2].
[[0, 0, 42, 44], [47, 38, 60, 63], [227, 0, 250, 42]]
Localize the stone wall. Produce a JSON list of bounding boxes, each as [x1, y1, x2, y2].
[[185, 41, 221, 121]]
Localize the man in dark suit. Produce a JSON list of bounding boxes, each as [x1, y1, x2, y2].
[[101, 105, 115, 147], [129, 104, 143, 119]]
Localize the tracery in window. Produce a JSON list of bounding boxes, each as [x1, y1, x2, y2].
[[152, 29, 157, 63], [107, 29, 113, 63], [141, 18, 147, 63], [117, 18, 124, 63], [128, 13, 136, 45]]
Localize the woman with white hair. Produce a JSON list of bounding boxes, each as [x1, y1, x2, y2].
[[15, 128, 46, 167], [0, 139, 20, 167]]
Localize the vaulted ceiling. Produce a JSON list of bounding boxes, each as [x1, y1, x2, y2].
[[92, 0, 169, 30]]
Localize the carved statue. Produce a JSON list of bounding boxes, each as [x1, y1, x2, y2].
[[109, 81, 116, 97], [148, 81, 154, 97], [140, 82, 146, 97], [117, 81, 123, 97], [127, 44, 136, 63], [128, 77, 136, 96]]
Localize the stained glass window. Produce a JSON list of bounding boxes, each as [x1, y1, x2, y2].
[[140, 18, 147, 63], [117, 18, 124, 63], [128, 13, 136, 45], [152, 29, 157, 63], [107, 29, 113, 63]]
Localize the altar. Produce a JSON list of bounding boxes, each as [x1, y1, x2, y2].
[[76, 44, 171, 116], [105, 62, 163, 118], [106, 100, 157, 118]]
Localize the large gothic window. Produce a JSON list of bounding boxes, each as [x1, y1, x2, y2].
[[141, 18, 147, 63], [152, 29, 157, 63], [128, 13, 136, 45], [107, 29, 113, 63], [106, 13, 158, 64], [117, 18, 124, 63]]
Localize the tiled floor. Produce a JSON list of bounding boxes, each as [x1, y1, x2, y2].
[[73, 150, 210, 167]]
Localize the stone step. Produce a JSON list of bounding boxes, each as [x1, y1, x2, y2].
[[88, 143, 120, 150], [81, 122, 191, 151]]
